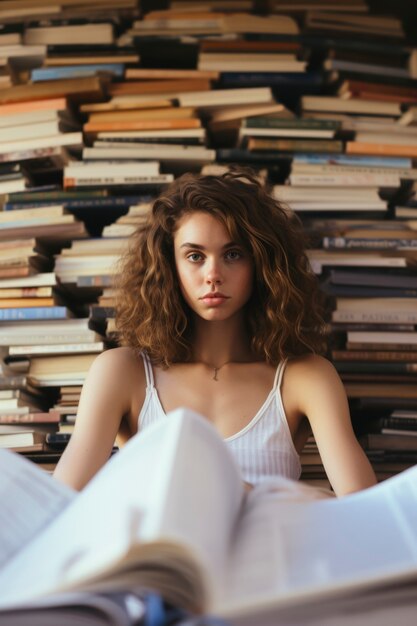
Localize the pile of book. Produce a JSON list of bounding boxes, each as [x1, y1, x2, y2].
[[0, 0, 417, 482]]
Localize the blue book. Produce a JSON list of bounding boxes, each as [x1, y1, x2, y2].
[[4, 195, 153, 211], [0, 307, 72, 321], [30, 64, 125, 82], [293, 154, 412, 168]]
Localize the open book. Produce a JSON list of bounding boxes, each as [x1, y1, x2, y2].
[[0, 408, 417, 625]]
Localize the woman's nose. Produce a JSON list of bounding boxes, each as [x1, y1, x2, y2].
[[205, 259, 223, 285]]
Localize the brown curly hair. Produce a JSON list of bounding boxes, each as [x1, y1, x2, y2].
[[115, 169, 326, 367]]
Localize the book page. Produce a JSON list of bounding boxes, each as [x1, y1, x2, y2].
[[218, 466, 417, 616], [0, 449, 75, 570], [0, 408, 243, 609]]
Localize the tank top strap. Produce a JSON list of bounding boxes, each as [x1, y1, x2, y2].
[[140, 351, 155, 388], [272, 358, 288, 391]]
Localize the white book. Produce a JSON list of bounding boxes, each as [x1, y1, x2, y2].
[[64, 174, 174, 188], [0, 409, 416, 624], [178, 87, 274, 108], [307, 251, 407, 274], [347, 331, 417, 345], [0, 179, 26, 194], [273, 185, 382, 201], [0, 273, 57, 289], [285, 201, 387, 211], [64, 161, 160, 176], [8, 342, 105, 357], [289, 174, 401, 186], [0, 319, 92, 335], [0, 120, 78, 143], [301, 96, 401, 117], [0, 132, 83, 155], [0, 109, 68, 129], [0, 205, 64, 223], [97, 127, 206, 141], [83, 145, 216, 162]]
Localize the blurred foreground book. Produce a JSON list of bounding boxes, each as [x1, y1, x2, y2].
[[0, 409, 416, 625]]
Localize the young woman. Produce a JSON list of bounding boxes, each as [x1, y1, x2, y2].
[[53, 169, 377, 496]]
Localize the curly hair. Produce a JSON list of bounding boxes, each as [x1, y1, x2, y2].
[[115, 169, 326, 367]]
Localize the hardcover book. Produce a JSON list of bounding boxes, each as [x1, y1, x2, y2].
[[0, 409, 416, 625]]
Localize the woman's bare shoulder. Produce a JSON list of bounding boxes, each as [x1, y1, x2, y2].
[[94, 345, 140, 363], [92, 346, 145, 378], [287, 353, 335, 373]]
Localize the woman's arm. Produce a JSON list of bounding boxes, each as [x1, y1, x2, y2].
[[291, 354, 377, 497], [53, 347, 145, 491]]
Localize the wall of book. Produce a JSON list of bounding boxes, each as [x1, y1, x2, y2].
[[1, 0, 417, 487]]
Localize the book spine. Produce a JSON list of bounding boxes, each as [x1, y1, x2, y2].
[[83, 119, 202, 132], [64, 175, 173, 188], [346, 141, 417, 158], [245, 117, 339, 131], [0, 306, 70, 320], [335, 362, 417, 374], [332, 350, 417, 361], [290, 174, 401, 186], [373, 417, 417, 429], [347, 341, 417, 350], [77, 275, 113, 286], [4, 196, 150, 210], [323, 237, 417, 250], [333, 310, 417, 324], [292, 154, 412, 167], [219, 71, 323, 87], [0, 332, 99, 345], [9, 342, 104, 356], [248, 139, 344, 153], [31, 64, 125, 82], [0, 413, 60, 424]]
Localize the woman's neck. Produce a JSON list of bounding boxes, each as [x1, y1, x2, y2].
[[190, 315, 254, 367]]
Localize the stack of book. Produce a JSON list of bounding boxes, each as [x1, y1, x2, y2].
[[0, 0, 416, 479]]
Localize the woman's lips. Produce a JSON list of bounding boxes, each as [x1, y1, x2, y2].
[[201, 296, 229, 306]]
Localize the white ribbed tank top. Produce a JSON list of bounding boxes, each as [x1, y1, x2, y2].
[[138, 352, 301, 484]]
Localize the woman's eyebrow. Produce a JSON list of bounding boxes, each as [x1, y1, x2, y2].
[[180, 241, 239, 250]]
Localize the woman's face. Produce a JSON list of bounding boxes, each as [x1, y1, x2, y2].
[[173, 210, 254, 322]]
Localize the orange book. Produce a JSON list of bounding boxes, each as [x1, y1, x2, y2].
[[108, 79, 211, 96], [340, 79, 417, 100], [84, 118, 202, 132], [0, 411, 60, 425], [80, 99, 173, 114], [346, 141, 417, 158], [125, 68, 219, 80], [0, 266, 33, 278], [0, 97, 68, 116], [0, 76, 104, 104], [0, 297, 55, 308]]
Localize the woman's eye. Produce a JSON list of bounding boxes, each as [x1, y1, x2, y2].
[[225, 250, 242, 261], [188, 253, 202, 262]]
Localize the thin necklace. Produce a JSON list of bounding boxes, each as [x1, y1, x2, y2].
[[198, 360, 234, 381]]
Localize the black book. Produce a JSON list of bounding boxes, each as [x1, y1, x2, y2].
[[326, 269, 417, 290]]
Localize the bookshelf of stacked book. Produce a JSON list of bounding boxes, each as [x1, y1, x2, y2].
[[1, 0, 417, 487]]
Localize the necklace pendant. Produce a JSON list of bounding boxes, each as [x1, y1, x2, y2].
[[213, 367, 219, 381]]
